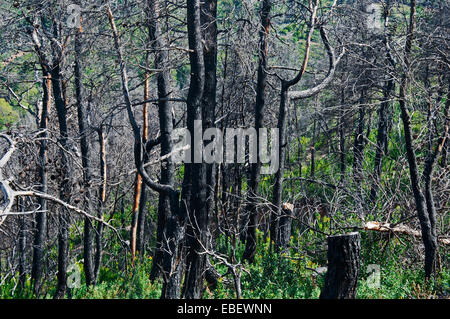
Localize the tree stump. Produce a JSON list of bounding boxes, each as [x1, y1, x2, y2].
[[277, 203, 293, 250], [320, 232, 361, 299]]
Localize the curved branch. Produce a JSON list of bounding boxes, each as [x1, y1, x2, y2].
[[288, 26, 345, 100], [106, 6, 176, 196]]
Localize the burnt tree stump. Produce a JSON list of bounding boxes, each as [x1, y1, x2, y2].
[[320, 232, 361, 299], [277, 204, 293, 250]]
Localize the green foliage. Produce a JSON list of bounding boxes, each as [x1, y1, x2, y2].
[[207, 230, 449, 299], [0, 98, 20, 129], [71, 257, 162, 299]]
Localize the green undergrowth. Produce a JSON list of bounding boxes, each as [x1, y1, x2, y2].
[[3, 229, 446, 299]]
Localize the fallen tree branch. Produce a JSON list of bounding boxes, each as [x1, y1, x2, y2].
[[364, 221, 450, 245]]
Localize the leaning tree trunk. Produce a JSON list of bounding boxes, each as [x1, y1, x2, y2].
[[320, 232, 361, 299], [422, 81, 449, 278], [106, 4, 183, 299], [398, 0, 437, 279]]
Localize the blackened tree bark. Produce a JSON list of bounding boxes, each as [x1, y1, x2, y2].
[[18, 197, 26, 289], [201, 0, 218, 262], [147, 0, 176, 281], [242, 0, 272, 264], [369, 1, 395, 204], [106, 5, 183, 299], [320, 232, 361, 299], [51, 43, 72, 300], [398, 0, 437, 279], [31, 69, 50, 296], [73, 10, 95, 286], [51, 42, 72, 299], [369, 82, 393, 204], [130, 162, 143, 263], [130, 72, 149, 263], [272, 2, 332, 251], [94, 125, 107, 283], [273, 17, 342, 250], [339, 88, 346, 180], [182, 0, 207, 299], [310, 118, 316, 177], [136, 73, 149, 257], [277, 204, 293, 251], [29, 21, 51, 297], [422, 80, 449, 277], [353, 90, 366, 215], [271, 85, 290, 251]]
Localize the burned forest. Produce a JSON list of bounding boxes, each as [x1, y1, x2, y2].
[[0, 0, 448, 300]]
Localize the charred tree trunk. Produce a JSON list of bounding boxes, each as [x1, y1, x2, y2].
[[148, 0, 176, 281], [271, 2, 332, 252], [271, 87, 289, 252], [339, 89, 346, 180], [310, 118, 316, 177], [74, 12, 95, 285], [130, 71, 149, 262], [31, 70, 51, 296], [398, 0, 437, 279], [106, 5, 183, 299], [182, 0, 207, 299], [135, 73, 151, 258], [422, 81, 448, 278], [94, 126, 107, 283], [369, 3, 395, 204], [277, 205, 292, 251], [136, 153, 148, 257], [369, 81, 393, 204], [201, 0, 218, 268], [243, 0, 272, 263], [18, 197, 26, 289], [320, 232, 361, 299], [130, 172, 142, 263], [51, 24, 72, 299], [353, 90, 366, 215]]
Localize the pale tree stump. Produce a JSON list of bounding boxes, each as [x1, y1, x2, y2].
[[320, 232, 361, 299], [277, 203, 293, 250]]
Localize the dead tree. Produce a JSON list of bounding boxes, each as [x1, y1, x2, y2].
[[398, 0, 438, 279], [73, 6, 95, 285], [271, 0, 343, 251], [29, 22, 51, 295], [369, 0, 395, 204], [106, 5, 184, 299], [182, 0, 207, 299], [147, 0, 176, 281], [320, 232, 361, 299], [50, 22, 72, 299], [242, 0, 272, 264]]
